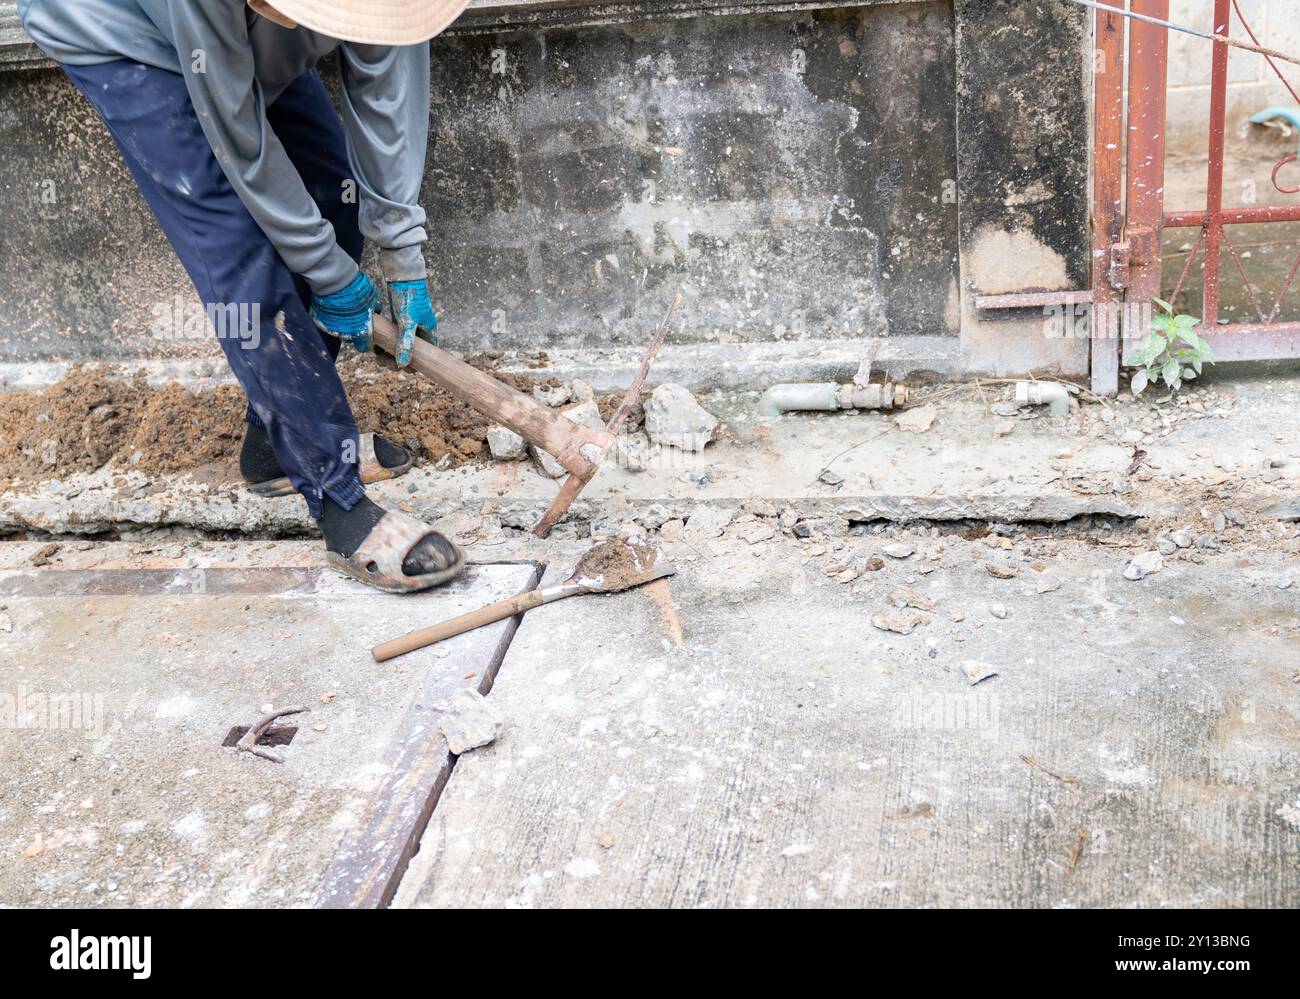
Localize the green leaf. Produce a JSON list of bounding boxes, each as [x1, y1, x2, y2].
[[1153, 297, 1174, 315], [1182, 366, 1197, 380], [1162, 357, 1180, 385], [1130, 369, 1149, 395], [1136, 333, 1167, 366]]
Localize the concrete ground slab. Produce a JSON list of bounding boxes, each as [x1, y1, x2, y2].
[[394, 534, 1300, 908], [0, 555, 539, 907], [2, 372, 1296, 539]]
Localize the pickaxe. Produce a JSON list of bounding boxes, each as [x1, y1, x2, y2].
[[370, 294, 680, 537]]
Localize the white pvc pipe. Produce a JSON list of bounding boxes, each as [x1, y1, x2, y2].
[[758, 383, 840, 417], [1015, 380, 1071, 416]]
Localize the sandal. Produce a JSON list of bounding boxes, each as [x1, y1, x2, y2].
[[248, 432, 414, 498], [325, 509, 466, 593]]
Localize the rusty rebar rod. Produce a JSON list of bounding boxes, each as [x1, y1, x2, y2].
[[234, 705, 309, 764]]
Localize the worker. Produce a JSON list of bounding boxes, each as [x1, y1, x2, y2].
[[16, 0, 471, 592]]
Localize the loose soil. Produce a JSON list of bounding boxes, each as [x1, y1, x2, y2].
[[569, 537, 664, 590], [0, 353, 591, 486]]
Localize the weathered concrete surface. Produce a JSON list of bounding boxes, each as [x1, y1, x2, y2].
[[953, 0, 1090, 377], [0, 2, 1089, 377], [0, 334, 962, 393], [394, 532, 1300, 908], [4, 371, 1297, 539], [0, 551, 537, 907]]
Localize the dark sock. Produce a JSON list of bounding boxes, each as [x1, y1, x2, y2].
[[241, 423, 409, 483], [239, 421, 282, 483], [318, 494, 386, 558], [317, 495, 459, 577]]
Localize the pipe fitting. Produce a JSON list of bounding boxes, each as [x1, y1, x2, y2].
[[1014, 380, 1071, 416], [759, 381, 907, 417]]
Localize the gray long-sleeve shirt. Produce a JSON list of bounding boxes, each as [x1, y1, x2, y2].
[[17, 0, 430, 293]]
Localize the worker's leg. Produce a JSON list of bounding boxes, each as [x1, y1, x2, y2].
[[62, 59, 460, 588], [238, 67, 411, 482], [61, 59, 363, 520]]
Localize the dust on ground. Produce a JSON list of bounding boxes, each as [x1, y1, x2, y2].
[[0, 352, 580, 487]]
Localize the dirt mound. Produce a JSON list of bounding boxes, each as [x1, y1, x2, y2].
[[0, 353, 563, 486], [570, 537, 663, 589]]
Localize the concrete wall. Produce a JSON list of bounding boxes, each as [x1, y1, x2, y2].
[[1165, 0, 1300, 157], [0, 0, 1092, 383]]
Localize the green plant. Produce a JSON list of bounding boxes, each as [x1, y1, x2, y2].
[[1129, 298, 1215, 396]]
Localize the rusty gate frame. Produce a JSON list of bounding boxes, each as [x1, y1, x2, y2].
[[1091, 0, 1300, 397]]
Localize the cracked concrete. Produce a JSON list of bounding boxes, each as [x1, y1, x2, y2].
[[3, 372, 1296, 539], [1, 369, 1298, 909], [389, 526, 1300, 908]]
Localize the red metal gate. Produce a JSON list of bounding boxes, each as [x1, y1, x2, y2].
[[1091, 0, 1300, 396]]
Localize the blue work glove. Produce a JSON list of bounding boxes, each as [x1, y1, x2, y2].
[[388, 278, 439, 367], [309, 270, 381, 353]]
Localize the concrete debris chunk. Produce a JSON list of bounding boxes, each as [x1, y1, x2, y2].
[[486, 425, 527, 461], [658, 519, 685, 541], [743, 497, 777, 518], [569, 378, 595, 403], [741, 523, 776, 545], [613, 431, 649, 473], [1035, 577, 1060, 594], [960, 660, 999, 686], [883, 543, 915, 559], [638, 503, 672, 530], [871, 608, 930, 635], [30, 543, 60, 567], [441, 688, 503, 755], [985, 562, 1017, 579], [889, 586, 935, 611], [989, 603, 1008, 619], [683, 505, 735, 540], [895, 405, 937, 433], [644, 384, 719, 452], [1124, 550, 1164, 581], [532, 383, 571, 407]]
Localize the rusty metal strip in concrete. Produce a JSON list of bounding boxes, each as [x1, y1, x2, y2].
[[316, 560, 546, 909], [0, 567, 324, 597]]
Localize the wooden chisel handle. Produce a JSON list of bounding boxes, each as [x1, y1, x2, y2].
[[371, 588, 546, 662]]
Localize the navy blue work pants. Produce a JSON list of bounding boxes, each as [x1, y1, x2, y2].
[[63, 60, 365, 518]]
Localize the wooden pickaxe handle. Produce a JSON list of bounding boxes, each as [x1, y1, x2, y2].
[[371, 587, 548, 661], [370, 314, 603, 479]]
